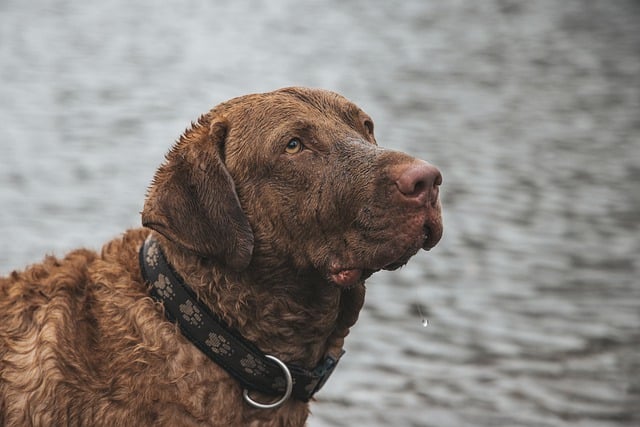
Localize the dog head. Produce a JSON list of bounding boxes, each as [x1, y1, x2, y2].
[[142, 87, 442, 286]]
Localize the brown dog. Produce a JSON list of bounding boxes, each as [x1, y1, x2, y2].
[[0, 87, 442, 426]]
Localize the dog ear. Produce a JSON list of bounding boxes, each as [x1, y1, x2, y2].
[[142, 116, 254, 271]]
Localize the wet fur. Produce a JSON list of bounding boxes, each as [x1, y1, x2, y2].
[[0, 87, 441, 426]]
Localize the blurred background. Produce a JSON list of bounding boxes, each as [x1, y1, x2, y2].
[[1, 0, 639, 425]]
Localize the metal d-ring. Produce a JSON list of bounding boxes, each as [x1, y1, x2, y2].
[[243, 355, 293, 410]]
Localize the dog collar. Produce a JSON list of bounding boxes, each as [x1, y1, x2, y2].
[[139, 235, 343, 408]]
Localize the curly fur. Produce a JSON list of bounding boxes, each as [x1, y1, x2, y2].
[[0, 87, 442, 426]]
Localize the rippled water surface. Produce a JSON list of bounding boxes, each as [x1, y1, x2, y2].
[[1, 1, 639, 425]]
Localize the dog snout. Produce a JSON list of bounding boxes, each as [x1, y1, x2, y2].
[[394, 160, 442, 207]]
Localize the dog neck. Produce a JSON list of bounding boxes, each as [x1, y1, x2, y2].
[[146, 232, 365, 378]]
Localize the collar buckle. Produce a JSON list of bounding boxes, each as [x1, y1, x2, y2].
[[309, 351, 344, 396], [243, 354, 293, 409]]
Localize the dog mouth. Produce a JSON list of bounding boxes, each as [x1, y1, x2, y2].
[[381, 221, 439, 269], [328, 220, 442, 287], [422, 222, 442, 251], [328, 268, 368, 287]]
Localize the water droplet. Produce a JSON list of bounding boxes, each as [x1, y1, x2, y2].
[[415, 302, 429, 327]]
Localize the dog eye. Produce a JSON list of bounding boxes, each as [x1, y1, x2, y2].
[[285, 138, 303, 154]]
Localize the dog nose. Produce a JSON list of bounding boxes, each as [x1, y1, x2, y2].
[[395, 161, 442, 206]]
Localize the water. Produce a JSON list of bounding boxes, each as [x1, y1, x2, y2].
[[1, 1, 639, 425]]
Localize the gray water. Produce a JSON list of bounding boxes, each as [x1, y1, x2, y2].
[[1, 1, 639, 425]]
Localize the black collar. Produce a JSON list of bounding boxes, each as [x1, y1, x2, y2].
[[139, 235, 343, 408]]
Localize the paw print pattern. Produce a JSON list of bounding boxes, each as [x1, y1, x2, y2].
[[240, 354, 268, 376], [205, 333, 233, 357], [153, 274, 175, 300], [146, 241, 160, 268], [179, 300, 203, 328]]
